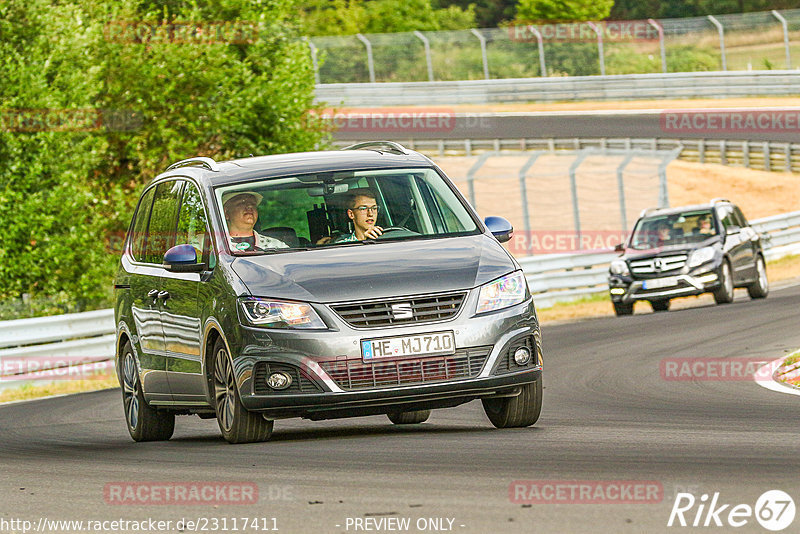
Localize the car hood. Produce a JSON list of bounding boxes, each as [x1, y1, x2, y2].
[[230, 234, 516, 303], [623, 236, 721, 259]]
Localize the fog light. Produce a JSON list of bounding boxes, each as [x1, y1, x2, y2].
[[267, 371, 292, 390], [610, 288, 625, 295], [513, 347, 532, 366]]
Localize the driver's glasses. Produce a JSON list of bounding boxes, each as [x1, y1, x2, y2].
[[353, 205, 379, 214]]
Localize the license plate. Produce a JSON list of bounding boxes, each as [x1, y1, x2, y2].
[[643, 276, 679, 290], [361, 331, 455, 361]]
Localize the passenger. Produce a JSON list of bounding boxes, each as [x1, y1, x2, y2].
[[695, 215, 714, 235], [655, 222, 671, 246], [319, 188, 384, 244], [222, 191, 287, 251]]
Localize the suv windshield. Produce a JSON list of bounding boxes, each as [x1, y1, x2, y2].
[[629, 209, 717, 250], [215, 167, 479, 254]]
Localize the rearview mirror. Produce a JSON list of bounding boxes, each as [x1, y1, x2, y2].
[[725, 225, 741, 235], [163, 244, 205, 273], [484, 216, 513, 244]]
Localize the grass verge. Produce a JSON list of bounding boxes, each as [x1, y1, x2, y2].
[[0, 376, 119, 404]]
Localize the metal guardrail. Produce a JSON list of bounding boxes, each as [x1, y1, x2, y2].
[[315, 71, 800, 107], [0, 211, 798, 388], [333, 137, 800, 174]]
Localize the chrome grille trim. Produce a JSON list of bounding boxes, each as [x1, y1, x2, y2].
[[630, 254, 688, 274], [331, 292, 466, 328]]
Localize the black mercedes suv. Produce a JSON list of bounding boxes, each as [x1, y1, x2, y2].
[[608, 199, 769, 316]]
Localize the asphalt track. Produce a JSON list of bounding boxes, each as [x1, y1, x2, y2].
[[331, 109, 800, 143], [2, 284, 800, 533]]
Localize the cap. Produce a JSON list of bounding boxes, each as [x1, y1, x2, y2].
[[222, 190, 263, 208]]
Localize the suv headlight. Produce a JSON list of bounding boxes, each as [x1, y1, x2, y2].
[[476, 271, 528, 314], [238, 297, 326, 329], [688, 246, 715, 268], [609, 259, 629, 275]]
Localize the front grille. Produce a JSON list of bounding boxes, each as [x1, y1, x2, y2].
[[331, 292, 466, 328], [630, 254, 688, 274], [253, 362, 323, 395], [319, 346, 491, 391]]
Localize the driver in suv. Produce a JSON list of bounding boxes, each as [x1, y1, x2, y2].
[[608, 199, 769, 316]]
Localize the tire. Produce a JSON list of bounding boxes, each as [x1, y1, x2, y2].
[[747, 255, 769, 299], [482, 378, 542, 429], [212, 338, 273, 444], [613, 301, 634, 316], [713, 260, 734, 304], [387, 410, 431, 425], [650, 299, 670, 312], [121, 342, 175, 442]]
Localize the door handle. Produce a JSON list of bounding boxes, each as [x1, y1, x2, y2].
[[157, 291, 170, 301]]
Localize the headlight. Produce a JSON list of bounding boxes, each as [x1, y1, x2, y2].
[[476, 271, 528, 314], [238, 297, 326, 329], [609, 259, 629, 275], [688, 246, 715, 268]]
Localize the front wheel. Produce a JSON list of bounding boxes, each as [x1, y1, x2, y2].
[[121, 342, 174, 442], [713, 261, 734, 304], [747, 256, 769, 299], [387, 410, 430, 425], [213, 338, 273, 444], [482, 378, 542, 428], [613, 301, 634, 316]]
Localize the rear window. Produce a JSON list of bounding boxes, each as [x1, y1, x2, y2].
[[214, 168, 480, 254]]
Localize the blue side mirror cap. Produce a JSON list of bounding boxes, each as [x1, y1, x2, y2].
[[484, 216, 514, 244], [163, 244, 204, 272]]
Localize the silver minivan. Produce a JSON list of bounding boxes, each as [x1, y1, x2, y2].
[[114, 142, 542, 443]]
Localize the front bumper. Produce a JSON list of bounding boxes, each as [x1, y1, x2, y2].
[[608, 265, 722, 303], [229, 295, 541, 419]]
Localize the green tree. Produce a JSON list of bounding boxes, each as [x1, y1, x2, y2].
[[515, 0, 614, 23]]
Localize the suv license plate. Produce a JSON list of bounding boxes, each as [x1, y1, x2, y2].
[[361, 331, 455, 361], [643, 276, 679, 290]]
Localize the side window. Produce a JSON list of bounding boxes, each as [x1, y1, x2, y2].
[[717, 206, 736, 230], [129, 187, 155, 261], [144, 180, 184, 264], [733, 206, 749, 227], [175, 182, 209, 263]]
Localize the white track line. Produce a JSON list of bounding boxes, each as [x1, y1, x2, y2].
[[755, 354, 800, 397]]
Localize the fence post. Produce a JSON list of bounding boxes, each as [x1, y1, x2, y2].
[[786, 143, 792, 173], [470, 29, 490, 80], [763, 142, 771, 171], [356, 33, 376, 83], [528, 26, 547, 77], [699, 139, 705, 163], [304, 38, 321, 84], [647, 19, 667, 73], [466, 152, 494, 208], [518, 152, 545, 255], [616, 154, 635, 233], [707, 16, 727, 71], [569, 152, 589, 249], [586, 22, 606, 76], [413, 31, 435, 82], [720, 139, 727, 166], [743, 141, 750, 168], [772, 10, 791, 69]]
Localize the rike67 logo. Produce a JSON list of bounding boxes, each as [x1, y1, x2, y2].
[[668, 490, 795, 531]]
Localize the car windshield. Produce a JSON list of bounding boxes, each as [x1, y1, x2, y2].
[[215, 167, 480, 254], [629, 210, 717, 250]]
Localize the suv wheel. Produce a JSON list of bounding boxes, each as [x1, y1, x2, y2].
[[482, 378, 542, 428], [387, 410, 431, 425], [747, 256, 769, 299], [613, 301, 634, 316], [212, 338, 274, 444], [650, 299, 670, 312], [121, 342, 175, 442], [713, 261, 734, 304]]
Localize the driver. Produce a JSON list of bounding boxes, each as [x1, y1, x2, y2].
[[321, 188, 384, 243]]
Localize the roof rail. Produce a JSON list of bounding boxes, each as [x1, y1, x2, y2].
[[341, 141, 410, 155], [710, 197, 731, 204], [166, 157, 220, 172], [639, 207, 659, 217]]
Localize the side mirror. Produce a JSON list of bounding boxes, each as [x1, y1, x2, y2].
[[614, 243, 625, 253], [484, 216, 514, 244], [163, 244, 205, 273], [725, 225, 741, 235]]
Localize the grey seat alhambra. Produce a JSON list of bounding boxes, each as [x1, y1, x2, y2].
[[114, 142, 542, 443]]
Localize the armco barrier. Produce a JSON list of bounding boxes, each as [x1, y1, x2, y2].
[[0, 211, 798, 388], [315, 71, 800, 107]]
